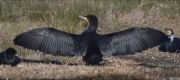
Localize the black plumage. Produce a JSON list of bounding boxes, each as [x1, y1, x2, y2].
[[13, 15, 167, 65], [159, 28, 180, 53], [0, 48, 21, 66]]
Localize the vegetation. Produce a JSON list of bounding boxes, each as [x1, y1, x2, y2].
[[1, 0, 180, 28], [0, 0, 180, 79]]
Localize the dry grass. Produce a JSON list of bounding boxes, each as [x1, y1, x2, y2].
[[0, 0, 180, 79]]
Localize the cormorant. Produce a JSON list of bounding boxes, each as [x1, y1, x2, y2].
[[13, 15, 167, 65], [0, 48, 21, 66], [159, 28, 180, 53]]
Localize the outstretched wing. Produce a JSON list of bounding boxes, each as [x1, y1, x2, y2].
[[13, 28, 78, 56], [98, 27, 167, 55]]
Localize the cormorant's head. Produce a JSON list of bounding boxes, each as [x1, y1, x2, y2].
[[5, 48, 17, 55], [164, 28, 174, 36], [79, 15, 99, 32], [79, 15, 98, 26]]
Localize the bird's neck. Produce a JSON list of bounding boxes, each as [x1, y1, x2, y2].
[[168, 34, 174, 42], [84, 24, 98, 32]]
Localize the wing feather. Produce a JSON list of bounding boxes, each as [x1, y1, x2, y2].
[[99, 27, 167, 55], [13, 28, 78, 56]]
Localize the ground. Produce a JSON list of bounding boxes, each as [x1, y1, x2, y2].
[[0, 21, 180, 79], [1, 0, 180, 79]]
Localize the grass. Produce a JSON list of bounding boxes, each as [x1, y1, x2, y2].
[[0, 0, 180, 79]]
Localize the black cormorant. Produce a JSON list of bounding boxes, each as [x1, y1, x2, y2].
[[159, 28, 180, 53], [13, 15, 167, 65], [0, 48, 21, 66]]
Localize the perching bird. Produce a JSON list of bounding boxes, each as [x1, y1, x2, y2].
[[0, 48, 21, 66], [13, 15, 167, 65], [159, 28, 180, 53]]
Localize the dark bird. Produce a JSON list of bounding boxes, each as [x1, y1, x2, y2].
[[159, 28, 180, 53], [13, 15, 167, 65], [0, 48, 21, 66]]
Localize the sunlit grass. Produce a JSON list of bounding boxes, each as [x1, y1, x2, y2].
[[1, 0, 180, 32]]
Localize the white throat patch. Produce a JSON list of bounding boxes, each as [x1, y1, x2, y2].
[[168, 34, 174, 42]]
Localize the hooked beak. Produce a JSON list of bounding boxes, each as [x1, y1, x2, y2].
[[79, 16, 88, 22]]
